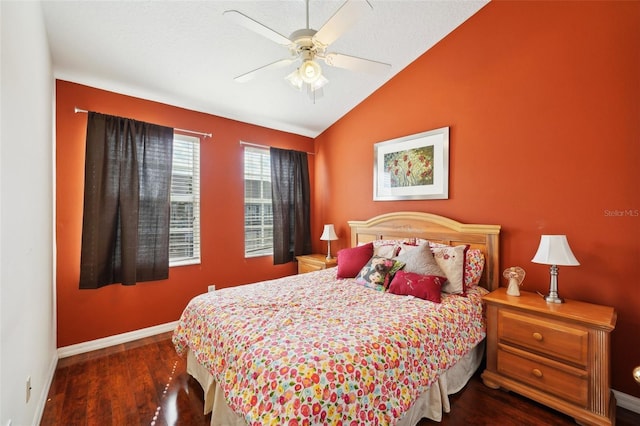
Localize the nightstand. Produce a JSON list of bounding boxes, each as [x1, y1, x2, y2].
[[295, 254, 337, 274], [481, 288, 617, 425]]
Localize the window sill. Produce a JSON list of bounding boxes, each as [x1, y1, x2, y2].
[[170, 258, 201, 267], [244, 252, 273, 259]]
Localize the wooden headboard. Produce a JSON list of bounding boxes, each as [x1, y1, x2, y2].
[[348, 212, 501, 291]]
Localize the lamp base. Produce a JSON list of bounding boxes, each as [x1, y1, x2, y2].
[[326, 240, 332, 261], [545, 264, 564, 303], [544, 294, 564, 304]]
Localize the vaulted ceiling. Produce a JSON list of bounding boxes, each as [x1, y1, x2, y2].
[[42, 1, 488, 137]]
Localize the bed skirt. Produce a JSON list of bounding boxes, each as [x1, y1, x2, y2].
[[186, 340, 484, 425]]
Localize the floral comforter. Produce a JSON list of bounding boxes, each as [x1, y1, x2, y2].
[[172, 268, 487, 426]]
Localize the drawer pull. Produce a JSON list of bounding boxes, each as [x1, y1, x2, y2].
[[532, 332, 543, 341], [532, 368, 543, 378]]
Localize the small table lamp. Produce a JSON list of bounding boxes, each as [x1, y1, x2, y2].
[[531, 235, 580, 304], [320, 224, 339, 260]]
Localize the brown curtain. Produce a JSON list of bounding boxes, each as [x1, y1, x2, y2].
[[270, 147, 312, 265], [79, 112, 174, 288]]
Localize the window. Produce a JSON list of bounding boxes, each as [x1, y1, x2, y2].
[[244, 145, 272, 257], [170, 134, 200, 266]]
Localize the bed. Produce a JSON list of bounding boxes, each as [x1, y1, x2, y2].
[[173, 212, 501, 425]]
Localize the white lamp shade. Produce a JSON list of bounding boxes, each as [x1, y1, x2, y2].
[[320, 224, 338, 241], [531, 235, 580, 266]]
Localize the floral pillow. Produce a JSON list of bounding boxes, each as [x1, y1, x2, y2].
[[337, 243, 373, 278], [355, 256, 405, 291], [431, 244, 469, 295], [464, 249, 485, 287], [388, 270, 446, 303]]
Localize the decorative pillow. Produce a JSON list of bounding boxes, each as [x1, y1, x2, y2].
[[396, 238, 429, 255], [359, 240, 402, 258], [355, 256, 405, 291], [429, 243, 485, 288], [400, 237, 419, 246], [464, 249, 485, 287], [388, 270, 446, 303], [337, 243, 373, 278], [394, 243, 446, 277], [370, 239, 403, 246], [373, 242, 400, 258], [431, 244, 469, 294]]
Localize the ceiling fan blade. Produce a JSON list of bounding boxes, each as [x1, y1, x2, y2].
[[313, 0, 372, 47], [235, 58, 297, 83], [223, 10, 292, 46], [322, 53, 390, 74]]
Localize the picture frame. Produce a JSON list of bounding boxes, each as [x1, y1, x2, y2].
[[373, 127, 449, 201]]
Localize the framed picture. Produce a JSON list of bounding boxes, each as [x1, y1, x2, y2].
[[373, 127, 449, 201]]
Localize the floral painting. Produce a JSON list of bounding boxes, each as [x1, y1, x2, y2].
[[373, 127, 449, 200], [384, 146, 434, 187]]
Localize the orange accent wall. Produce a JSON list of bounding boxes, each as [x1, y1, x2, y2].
[[55, 80, 314, 348], [314, 2, 639, 396]]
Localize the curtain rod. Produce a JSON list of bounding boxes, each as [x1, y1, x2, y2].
[[240, 141, 315, 155], [74, 107, 212, 139]]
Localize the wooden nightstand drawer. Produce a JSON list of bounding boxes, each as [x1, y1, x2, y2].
[[498, 310, 588, 367], [498, 346, 588, 407]]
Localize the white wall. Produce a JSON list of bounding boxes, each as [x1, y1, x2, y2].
[[1, 2, 57, 425]]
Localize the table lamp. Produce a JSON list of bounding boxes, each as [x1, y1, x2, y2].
[[531, 235, 580, 304], [320, 224, 338, 260]]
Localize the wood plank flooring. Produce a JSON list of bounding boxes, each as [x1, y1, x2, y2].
[[41, 332, 639, 425]]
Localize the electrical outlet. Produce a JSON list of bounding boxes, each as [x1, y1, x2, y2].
[[207, 284, 216, 292], [26, 376, 31, 403]]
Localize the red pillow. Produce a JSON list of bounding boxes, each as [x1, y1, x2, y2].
[[337, 243, 374, 278], [388, 270, 446, 303]]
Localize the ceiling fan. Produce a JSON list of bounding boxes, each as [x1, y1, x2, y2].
[[224, 0, 391, 101]]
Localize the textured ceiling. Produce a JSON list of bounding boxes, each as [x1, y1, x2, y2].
[[42, 1, 488, 137]]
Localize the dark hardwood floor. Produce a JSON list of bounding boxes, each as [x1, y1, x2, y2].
[[41, 332, 639, 426]]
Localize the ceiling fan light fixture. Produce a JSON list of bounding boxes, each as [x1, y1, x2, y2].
[[299, 59, 322, 84], [226, 0, 385, 102], [285, 69, 304, 90], [310, 74, 328, 91]]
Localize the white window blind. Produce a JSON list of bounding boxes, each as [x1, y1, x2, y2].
[[170, 134, 201, 266], [244, 145, 273, 257]]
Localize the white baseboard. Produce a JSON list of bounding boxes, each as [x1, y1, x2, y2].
[[57, 321, 178, 358], [34, 351, 59, 426], [613, 389, 640, 414]]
